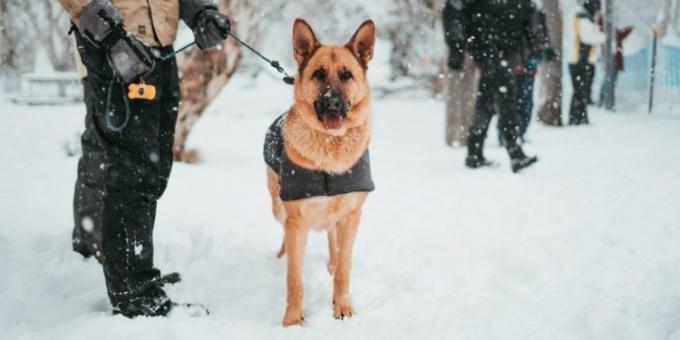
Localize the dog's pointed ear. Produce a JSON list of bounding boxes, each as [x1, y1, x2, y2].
[[292, 18, 320, 67], [346, 20, 376, 68]]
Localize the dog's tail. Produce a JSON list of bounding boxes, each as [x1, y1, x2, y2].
[[276, 240, 286, 258]]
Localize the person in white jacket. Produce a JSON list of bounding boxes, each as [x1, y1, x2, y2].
[[569, 0, 606, 125]]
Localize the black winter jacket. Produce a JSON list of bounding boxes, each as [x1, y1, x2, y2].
[[264, 114, 375, 202], [443, 0, 543, 67]]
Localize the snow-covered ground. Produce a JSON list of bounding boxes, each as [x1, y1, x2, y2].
[[2, 68, 680, 339]]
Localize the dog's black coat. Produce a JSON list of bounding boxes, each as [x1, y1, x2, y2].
[[264, 114, 375, 202]]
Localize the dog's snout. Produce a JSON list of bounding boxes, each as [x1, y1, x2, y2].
[[315, 90, 349, 119], [324, 96, 343, 113]]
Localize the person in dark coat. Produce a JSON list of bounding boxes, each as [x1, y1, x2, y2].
[[443, 0, 539, 172], [59, 0, 231, 318], [598, 19, 634, 109], [568, 0, 605, 125], [499, 7, 556, 144]]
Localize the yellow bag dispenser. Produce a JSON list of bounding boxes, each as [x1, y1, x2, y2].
[[127, 82, 156, 100]]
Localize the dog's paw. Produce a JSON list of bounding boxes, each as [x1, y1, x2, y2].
[[333, 299, 354, 320], [174, 149, 201, 164], [282, 308, 304, 327]]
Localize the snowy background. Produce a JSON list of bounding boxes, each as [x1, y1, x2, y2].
[[2, 0, 680, 339]]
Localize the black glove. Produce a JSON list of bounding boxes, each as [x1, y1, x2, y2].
[[78, 0, 124, 47], [78, 0, 153, 83], [189, 9, 231, 50]]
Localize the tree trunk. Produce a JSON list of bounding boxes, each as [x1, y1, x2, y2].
[[537, 0, 563, 126], [43, 0, 74, 71], [601, 0, 615, 111], [0, 0, 16, 74], [445, 53, 477, 146], [173, 0, 252, 163]]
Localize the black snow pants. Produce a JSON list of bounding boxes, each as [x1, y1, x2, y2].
[[569, 62, 595, 125], [467, 58, 524, 159], [71, 30, 179, 306]]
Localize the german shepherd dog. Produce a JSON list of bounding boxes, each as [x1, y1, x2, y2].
[[263, 19, 376, 327]]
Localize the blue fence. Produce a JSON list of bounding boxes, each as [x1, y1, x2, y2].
[[617, 43, 680, 91]]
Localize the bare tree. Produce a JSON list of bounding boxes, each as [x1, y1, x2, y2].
[[173, 0, 252, 163], [385, 0, 447, 91], [15, 0, 73, 71], [0, 0, 16, 73], [537, 0, 563, 126]]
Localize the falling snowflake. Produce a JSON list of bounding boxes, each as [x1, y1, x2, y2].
[[81, 216, 94, 233]]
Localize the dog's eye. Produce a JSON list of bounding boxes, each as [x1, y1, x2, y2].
[[339, 69, 353, 82], [312, 68, 326, 81]]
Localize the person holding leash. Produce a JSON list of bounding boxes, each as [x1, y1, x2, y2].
[[58, 0, 230, 317]]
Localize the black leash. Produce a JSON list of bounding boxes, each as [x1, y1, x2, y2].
[[161, 33, 295, 85], [160, 41, 197, 61], [228, 33, 295, 85]]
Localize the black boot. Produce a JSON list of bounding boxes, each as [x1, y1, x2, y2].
[[568, 113, 590, 125], [112, 287, 173, 318], [465, 134, 499, 169], [465, 155, 500, 168], [511, 156, 539, 173], [111, 273, 209, 318], [508, 145, 538, 173], [113, 293, 210, 318]]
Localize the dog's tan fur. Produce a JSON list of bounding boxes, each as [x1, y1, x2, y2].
[[266, 18, 376, 327]]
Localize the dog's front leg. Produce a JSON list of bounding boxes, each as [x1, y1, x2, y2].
[[327, 228, 338, 275], [333, 209, 362, 320], [282, 218, 308, 327]]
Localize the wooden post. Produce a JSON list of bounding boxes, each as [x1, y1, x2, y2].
[[602, 0, 616, 111], [537, 0, 563, 126], [445, 53, 477, 147], [0, 0, 16, 75], [648, 31, 658, 114]]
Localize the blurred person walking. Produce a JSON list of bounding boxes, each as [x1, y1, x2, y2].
[[443, 0, 540, 172], [498, 6, 556, 144]]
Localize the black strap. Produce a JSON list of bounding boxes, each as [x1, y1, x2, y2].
[[68, 23, 77, 36]]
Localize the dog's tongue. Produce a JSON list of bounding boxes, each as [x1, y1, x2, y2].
[[322, 116, 343, 130]]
